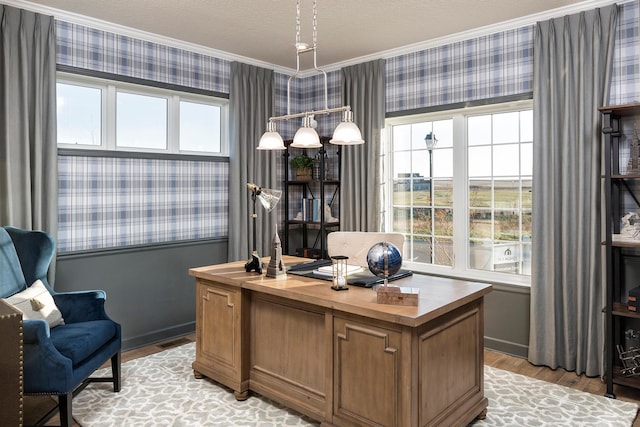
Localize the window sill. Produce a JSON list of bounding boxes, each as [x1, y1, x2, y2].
[[404, 261, 531, 294]]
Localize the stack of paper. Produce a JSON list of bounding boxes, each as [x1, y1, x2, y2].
[[314, 264, 364, 277]]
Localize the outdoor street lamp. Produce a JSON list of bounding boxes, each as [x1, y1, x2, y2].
[[425, 132, 437, 263], [424, 132, 438, 204]]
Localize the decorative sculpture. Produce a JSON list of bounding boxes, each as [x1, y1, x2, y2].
[[626, 122, 640, 174], [621, 212, 640, 239], [266, 230, 286, 278]]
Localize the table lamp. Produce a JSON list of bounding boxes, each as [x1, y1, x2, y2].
[[245, 183, 281, 273]]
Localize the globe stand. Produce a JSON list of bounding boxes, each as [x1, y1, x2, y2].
[[366, 242, 419, 306]]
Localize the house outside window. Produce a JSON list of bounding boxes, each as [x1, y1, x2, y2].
[[384, 101, 533, 286]]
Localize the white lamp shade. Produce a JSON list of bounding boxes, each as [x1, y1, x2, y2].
[[330, 121, 364, 145], [291, 126, 322, 148], [257, 131, 286, 150]]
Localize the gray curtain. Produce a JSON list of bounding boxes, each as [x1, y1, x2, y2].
[[0, 5, 58, 283], [227, 62, 279, 262], [529, 5, 618, 376], [340, 59, 386, 231]]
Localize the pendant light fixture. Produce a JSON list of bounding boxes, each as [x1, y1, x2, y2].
[[256, 0, 364, 150]]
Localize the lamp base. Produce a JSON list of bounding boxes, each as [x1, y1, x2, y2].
[[245, 252, 262, 274]]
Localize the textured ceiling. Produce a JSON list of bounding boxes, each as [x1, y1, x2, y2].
[[22, 0, 603, 70]]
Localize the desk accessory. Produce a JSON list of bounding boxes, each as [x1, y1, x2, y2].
[[330, 255, 349, 291], [245, 183, 281, 274], [367, 242, 419, 306]]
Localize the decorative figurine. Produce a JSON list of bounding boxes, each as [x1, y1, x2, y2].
[[266, 230, 286, 278]]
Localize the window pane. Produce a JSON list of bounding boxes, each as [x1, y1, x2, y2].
[[520, 110, 533, 142], [411, 180, 431, 206], [392, 179, 412, 205], [393, 124, 411, 151], [468, 115, 491, 146], [492, 112, 520, 144], [521, 142, 533, 176], [434, 179, 453, 206], [466, 109, 533, 277], [493, 144, 520, 176], [434, 208, 453, 236], [411, 236, 432, 264], [117, 92, 167, 149], [469, 209, 492, 239], [433, 148, 453, 177], [494, 210, 520, 241], [411, 150, 430, 178], [412, 208, 431, 235], [494, 179, 520, 209], [180, 101, 221, 153], [522, 180, 532, 209], [390, 119, 453, 269], [411, 122, 432, 150], [434, 237, 453, 266], [469, 240, 493, 271], [493, 242, 521, 273], [433, 119, 454, 148], [57, 83, 101, 146], [469, 179, 492, 208], [393, 207, 411, 233], [522, 210, 532, 239], [393, 151, 412, 178], [468, 146, 492, 177]]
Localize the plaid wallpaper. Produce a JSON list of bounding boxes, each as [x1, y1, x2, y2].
[[385, 26, 534, 113], [610, 0, 640, 105], [54, 1, 640, 252], [55, 20, 230, 93], [57, 156, 228, 252]]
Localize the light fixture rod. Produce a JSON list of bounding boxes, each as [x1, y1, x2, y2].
[[269, 105, 351, 123]]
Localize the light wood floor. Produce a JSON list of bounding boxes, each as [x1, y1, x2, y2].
[[24, 334, 640, 426]]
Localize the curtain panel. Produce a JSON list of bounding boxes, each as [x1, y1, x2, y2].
[[0, 5, 58, 283], [227, 62, 279, 262], [340, 59, 386, 232], [529, 4, 618, 376]]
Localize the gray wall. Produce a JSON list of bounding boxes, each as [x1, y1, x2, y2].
[[484, 284, 530, 357], [55, 239, 227, 350]]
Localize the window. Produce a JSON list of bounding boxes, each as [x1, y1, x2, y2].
[[116, 91, 168, 150], [56, 73, 228, 156], [57, 82, 102, 146], [385, 101, 533, 285]]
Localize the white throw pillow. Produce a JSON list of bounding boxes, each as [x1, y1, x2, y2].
[[4, 280, 65, 328]]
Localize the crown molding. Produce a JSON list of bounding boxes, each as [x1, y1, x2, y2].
[[5, 0, 295, 75], [6, 0, 626, 79], [311, 0, 622, 75]]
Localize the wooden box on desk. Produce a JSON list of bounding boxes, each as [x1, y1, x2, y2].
[[0, 299, 23, 426], [376, 285, 420, 306]]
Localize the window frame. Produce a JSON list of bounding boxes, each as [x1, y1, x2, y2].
[[56, 72, 229, 156], [384, 100, 533, 287]]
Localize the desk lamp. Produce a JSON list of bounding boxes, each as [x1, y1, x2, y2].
[[245, 183, 281, 273]]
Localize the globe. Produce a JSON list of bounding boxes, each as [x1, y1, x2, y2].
[[366, 242, 402, 279]]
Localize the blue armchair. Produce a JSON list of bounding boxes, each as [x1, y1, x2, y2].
[[0, 226, 121, 427]]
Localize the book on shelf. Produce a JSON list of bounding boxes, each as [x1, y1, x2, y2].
[[300, 197, 321, 222]]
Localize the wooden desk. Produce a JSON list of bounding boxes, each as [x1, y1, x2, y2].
[[189, 257, 491, 427]]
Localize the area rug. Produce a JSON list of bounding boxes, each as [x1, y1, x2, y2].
[[71, 343, 638, 426]]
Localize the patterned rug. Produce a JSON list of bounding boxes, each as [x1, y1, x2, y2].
[[71, 343, 638, 426]]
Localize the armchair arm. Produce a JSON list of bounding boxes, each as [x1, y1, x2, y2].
[[53, 290, 110, 324], [21, 319, 74, 394], [22, 318, 51, 345]]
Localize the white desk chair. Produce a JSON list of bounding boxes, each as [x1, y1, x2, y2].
[[326, 232, 405, 267]]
